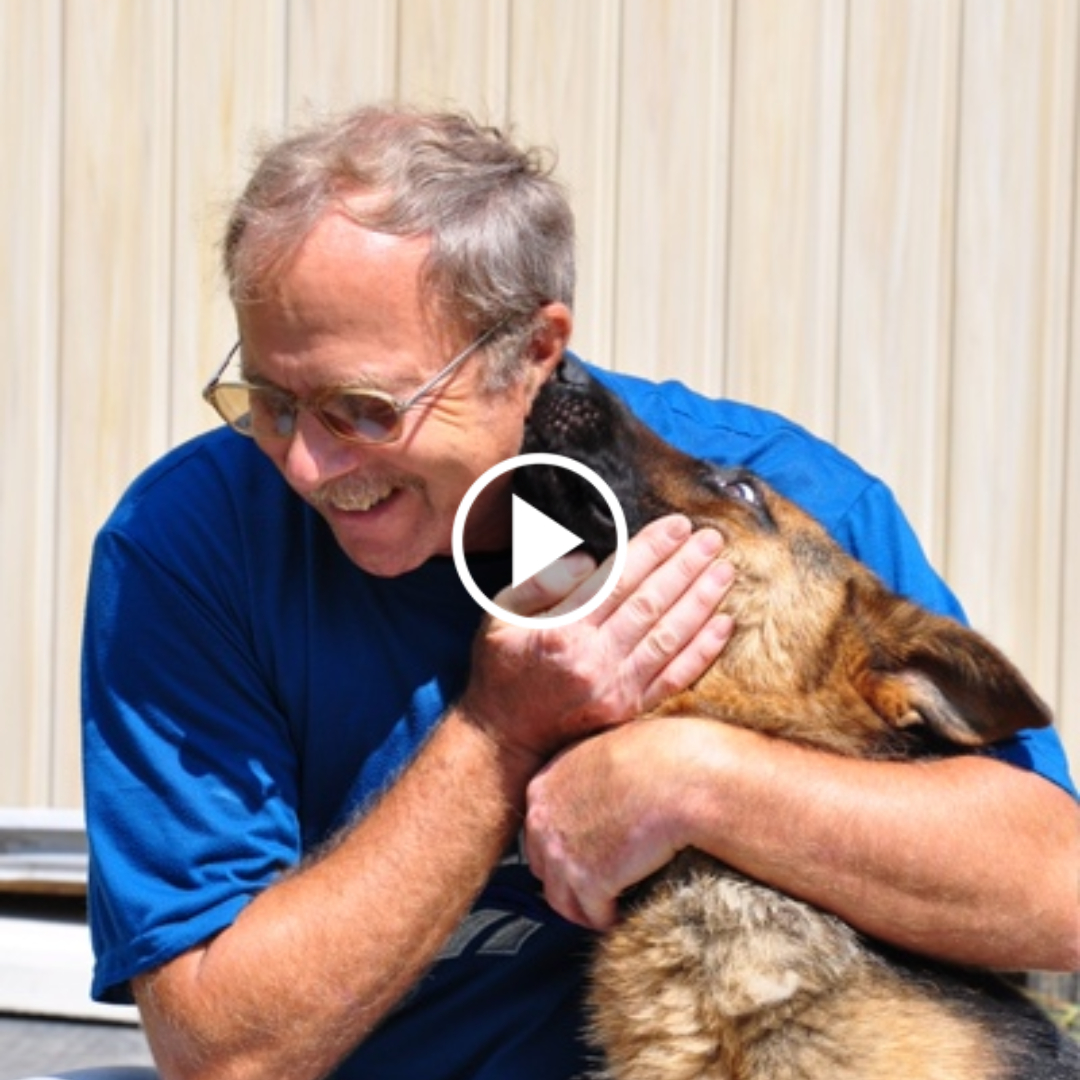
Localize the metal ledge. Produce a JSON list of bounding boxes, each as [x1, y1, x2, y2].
[[0, 809, 88, 895], [0, 809, 137, 1023]]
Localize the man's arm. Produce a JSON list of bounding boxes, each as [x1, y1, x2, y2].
[[134, 518, 735, 1080], [136, 709, 529, 1080], [524, 716, 1080, 971]]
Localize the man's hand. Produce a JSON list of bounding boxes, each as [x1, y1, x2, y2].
[[524, 719, 707, 929], [457, 515, 735, 763]]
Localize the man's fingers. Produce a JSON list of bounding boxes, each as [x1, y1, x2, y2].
[[601, 522, 727, 655], [492, 551, 598, 616], [545, 882, 618, 932], [525, 826, 618, 931], [588, 516, 696, 624], [641, 612, 735, 712], [487, 515, 708, 627]]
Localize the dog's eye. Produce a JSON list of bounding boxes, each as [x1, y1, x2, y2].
[[723, 479, 760, 506]]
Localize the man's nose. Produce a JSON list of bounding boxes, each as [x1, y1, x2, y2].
[[280, 410, 359, 491]]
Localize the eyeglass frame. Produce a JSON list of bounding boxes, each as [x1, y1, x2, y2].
[[202, 320, 508, 446]]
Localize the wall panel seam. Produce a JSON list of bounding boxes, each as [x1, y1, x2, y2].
[[1055, 3, 1080, 717], [46, 0, 71, 806], [832, 0, 852, 445], [941, 0, 967, 581]]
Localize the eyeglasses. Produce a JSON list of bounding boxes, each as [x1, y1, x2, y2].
[[202, 321, 505, 446]]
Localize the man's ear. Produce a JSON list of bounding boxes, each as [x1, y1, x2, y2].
[[523, 302, 573, 396]]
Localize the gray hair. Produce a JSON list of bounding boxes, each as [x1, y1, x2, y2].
[[223, 104, 576, 387]]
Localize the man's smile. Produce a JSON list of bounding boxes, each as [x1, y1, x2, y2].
[[309, 475, 422, 515]]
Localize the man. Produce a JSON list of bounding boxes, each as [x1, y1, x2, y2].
[[83, 105, 1077, 1080]]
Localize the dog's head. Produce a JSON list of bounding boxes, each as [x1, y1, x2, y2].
[[518, 357, 864, 610], [519, 357, 1052, 757], [520, 357, 821, 558]]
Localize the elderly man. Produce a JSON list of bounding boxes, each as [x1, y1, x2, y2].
[[82, 104, 1077, 1080]]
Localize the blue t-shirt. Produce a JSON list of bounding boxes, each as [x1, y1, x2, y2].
[[82, 362, 1075, 1078]]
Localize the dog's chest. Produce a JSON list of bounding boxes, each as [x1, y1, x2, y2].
[[588, 852, 874, 1079]]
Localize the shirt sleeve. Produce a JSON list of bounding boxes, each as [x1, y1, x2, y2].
[[82, 461, 303, 1003]]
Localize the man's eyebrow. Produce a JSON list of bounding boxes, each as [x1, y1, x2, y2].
[[238, 362, 397, 396], [236, 358, 291, 393], [236, 349, 281, 389], [237, 364, 279, 389], [237, 341, 416, 394]]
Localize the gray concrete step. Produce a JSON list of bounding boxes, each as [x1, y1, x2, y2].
[[0, 1016, 153, 1080]]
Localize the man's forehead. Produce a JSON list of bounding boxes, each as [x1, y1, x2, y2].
[[290, 211, 429, 275]]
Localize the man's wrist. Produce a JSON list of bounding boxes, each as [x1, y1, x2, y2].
[[446, 701, 547, 802]]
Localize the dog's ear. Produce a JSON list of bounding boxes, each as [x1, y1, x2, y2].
[[849, 578, 1053, 748]]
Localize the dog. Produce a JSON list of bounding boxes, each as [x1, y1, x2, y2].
[[516, 357, 1079, 1080]]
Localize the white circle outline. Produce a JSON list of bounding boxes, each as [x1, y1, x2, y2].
[[451, 453, 629, 630]]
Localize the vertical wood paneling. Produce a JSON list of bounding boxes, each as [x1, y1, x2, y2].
[[397, 0, 510, 119], [947, 0, 1077, 709], [507, 0, 622, 370], [612, 0, 733, 395], [836, 0, 961, 564], [170, 0, 288, 446], [286, 0, 398, 117], [51, 0, 178, 800], [0, 0, 61, 804], [725, 0, 847, 439], [2, 1, 1077, 806]]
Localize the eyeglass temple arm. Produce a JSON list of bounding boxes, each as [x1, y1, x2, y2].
[[203, 340, 243, 397], [402, 319, 508, 406]]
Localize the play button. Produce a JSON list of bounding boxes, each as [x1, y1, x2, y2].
[[451, 453, 629, 630]]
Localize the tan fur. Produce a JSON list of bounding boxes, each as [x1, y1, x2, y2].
[[518, 359, 1071, 1080], [590, 855, 1002, 1080]]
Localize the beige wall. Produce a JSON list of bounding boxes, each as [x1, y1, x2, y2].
[[2, 0, 1077, 806]]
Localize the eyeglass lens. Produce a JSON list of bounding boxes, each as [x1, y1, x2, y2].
[[210, 384, 404, 443]]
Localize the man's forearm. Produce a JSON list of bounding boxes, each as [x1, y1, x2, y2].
[[677, 724, 1080, 970], [136, 710, 536, 1080], [526, 717, 1079, 971]]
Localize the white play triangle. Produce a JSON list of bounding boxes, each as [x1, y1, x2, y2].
[[511, 494, 584, 588]]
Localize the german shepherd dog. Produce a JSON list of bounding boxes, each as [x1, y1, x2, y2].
[[516, 357, 1078, 1080]]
